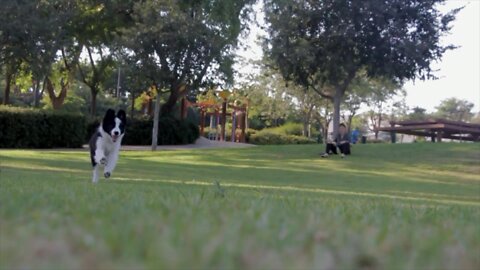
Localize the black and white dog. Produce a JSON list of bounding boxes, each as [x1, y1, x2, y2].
[[89, 109, 126, 183]]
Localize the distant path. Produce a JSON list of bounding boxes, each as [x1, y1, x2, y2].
[[120, 137, 255, 151]]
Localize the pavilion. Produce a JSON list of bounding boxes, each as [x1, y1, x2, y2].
[[376, 119, 480, 143]]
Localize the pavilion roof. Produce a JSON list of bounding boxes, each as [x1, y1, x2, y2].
[[376, 119, 480, 142]]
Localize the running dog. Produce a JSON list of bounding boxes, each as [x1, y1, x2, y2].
[[89, 109, 126, 183]]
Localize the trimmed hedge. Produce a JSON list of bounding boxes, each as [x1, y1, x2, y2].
[[0, 106, 86, 148], [87, 117, 200, 146], [249, 131, 316, 145]]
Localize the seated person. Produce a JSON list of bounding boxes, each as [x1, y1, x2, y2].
[[321, 123, 351, 158]]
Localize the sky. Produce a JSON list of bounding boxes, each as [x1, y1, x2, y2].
[[234, 0, 480, 113]]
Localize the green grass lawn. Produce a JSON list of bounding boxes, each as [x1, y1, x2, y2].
[[1, 143, 479, 269]]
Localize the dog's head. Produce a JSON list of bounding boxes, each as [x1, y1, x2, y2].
[[102, 109, 126, 143]]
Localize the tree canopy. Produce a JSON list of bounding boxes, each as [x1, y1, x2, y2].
[[264, 0, 461, 136], [118, 0, 255, 116]]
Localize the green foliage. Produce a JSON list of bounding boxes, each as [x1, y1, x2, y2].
[[246, 123, 312, 145], [434, 97, 474, 122], [250, 131, 315, 145], [118, 0, 255, 114], [240, 69, 296, 128], [87, 117, 200, 146], [405, 106, 431, 121], [264, 0, 461, 137], [266, 122, 303, 136], [42, 91, 86, 113], [0, 106, 86, 148], [1, 144, 479, 269]]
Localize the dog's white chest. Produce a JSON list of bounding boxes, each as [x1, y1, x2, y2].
[[103, 140, 116, 155]]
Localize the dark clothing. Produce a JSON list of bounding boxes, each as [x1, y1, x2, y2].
[[325, 143, 338, 155], [335, 133, 350, 144], [337, 142, 351, 155], [324, 132, 351, 156], [325, 141, 351, 155]]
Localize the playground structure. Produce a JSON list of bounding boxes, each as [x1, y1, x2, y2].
[[376, 119, 480, 142], [179, 90, 248, 143]]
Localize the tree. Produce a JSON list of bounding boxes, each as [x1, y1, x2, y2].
[[291, 86, 320, 138], [264, 0, 461, 137], [471, 112, 480, 124], [119, 0, 255, 117], [312, 99, 334, 142], [434, 97, 474, 122], [240, 71, 295, 128], [69, 0, 133, 116], [406, 106, 430, 121], [0, 0, 76, 107], [364, 78, 402, 139], [341, 74, 371, 133], [118, 0, 254, 149]]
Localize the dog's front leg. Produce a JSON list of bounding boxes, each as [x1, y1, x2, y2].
[[92, 165, 100, 183], [104, 151, 119, 179], [94, 148, 107, 166]]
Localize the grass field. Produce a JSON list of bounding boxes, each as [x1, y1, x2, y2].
[[1, 143, 479, 269]]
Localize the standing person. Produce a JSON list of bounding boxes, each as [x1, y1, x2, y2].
[[351, 127, 360, 144], [321, 124, 351, 158]]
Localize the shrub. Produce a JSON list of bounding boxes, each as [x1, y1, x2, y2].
[[269, 122, 304, 136], [0, 106, 86, 148], [87, 116, 200, 146], [249, 131, 316, 145]]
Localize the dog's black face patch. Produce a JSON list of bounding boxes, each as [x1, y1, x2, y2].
[[102, 109, 126, 142], [102, 109, 117, 135], [116, 110, 126, 135]]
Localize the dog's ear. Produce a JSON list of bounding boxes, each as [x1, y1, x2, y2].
[[104, 109, 116, 122], [116, 109, 126, 124]]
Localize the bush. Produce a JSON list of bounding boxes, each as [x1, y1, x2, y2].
[[0, 106, 86, 148], [250, 131, 316, 145], [269, 122, 304, 136], [87, 116, 200, 146]]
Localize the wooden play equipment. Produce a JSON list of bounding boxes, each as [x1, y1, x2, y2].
[[180, 90, 248, 143], [376, 119, 480, 142]]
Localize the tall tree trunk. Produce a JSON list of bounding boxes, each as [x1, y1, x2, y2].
[[160, 86, 179, 117], [347, 114, 354, 134], [130, 92, 135, 119], [160, 84, 187, 117], [90, 90, 97, 116], [45, 77, 68, 110], [303, 121, 309, 138], [152, 88, 161, 151], [302, 105, 314, 138], [33, 80, 41, 107], [3, 69, 12, 105], [374, 112, 382, 139], [332, 89, 343, 139]]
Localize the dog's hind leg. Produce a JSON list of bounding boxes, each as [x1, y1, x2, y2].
[[92, 165, 100, 183]]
